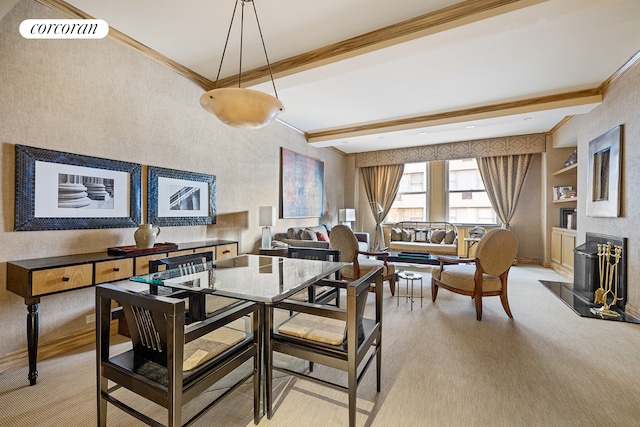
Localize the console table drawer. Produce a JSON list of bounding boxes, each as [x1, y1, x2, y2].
[[32, 265, 93, 296], [95, 259, 134, 283], [216, 244, 237, 259]]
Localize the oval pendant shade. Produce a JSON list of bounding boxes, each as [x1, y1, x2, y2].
[[200, 88, 284, 129]]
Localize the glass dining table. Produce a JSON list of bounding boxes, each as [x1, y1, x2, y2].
[[129, 253, 346, 416], [130, 254, 345, 304]]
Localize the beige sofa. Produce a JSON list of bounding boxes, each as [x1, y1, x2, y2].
[[388, 221, 458, 255], [273, 224, 370, 252]]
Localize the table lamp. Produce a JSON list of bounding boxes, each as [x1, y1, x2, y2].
[[259, 206, 276, 249], [338, 208, 356, 229]]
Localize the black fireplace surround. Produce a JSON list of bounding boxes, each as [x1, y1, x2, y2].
[[540, 232, 639, 323]]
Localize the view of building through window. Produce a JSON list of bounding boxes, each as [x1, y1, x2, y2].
[[386, 159, 497, 224], [387, 162, 428, 223], [448, 158, 497, 224]]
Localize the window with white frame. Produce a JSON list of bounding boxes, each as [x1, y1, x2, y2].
[[447, 158, 497, 224], [387, 162, 428, 223]]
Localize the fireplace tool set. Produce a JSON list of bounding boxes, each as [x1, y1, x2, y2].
[[591, 242, 623, 318]]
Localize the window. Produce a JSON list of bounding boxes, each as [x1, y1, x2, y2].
[[447, 158, 497, 224], [387, 162, 428, 223]]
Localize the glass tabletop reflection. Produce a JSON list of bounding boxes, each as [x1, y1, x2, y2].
[[130, 254, 345, 304]]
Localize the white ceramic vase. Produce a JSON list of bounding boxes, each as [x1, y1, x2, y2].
[[134, 224, 161, 249]]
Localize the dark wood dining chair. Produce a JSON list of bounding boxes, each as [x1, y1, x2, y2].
[[287, 247, 342, 306], [265, 266, 384, 427], [96, 283, 261, 427], [149, 252, 238, 323]]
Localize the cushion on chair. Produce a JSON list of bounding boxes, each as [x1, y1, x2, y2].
[[431, 265, 502, 293], [205, 295, 240, 314], [288, 286, 330, 302], [183, 327, 246, 371], [341, 258, 394, 279], [430, 229, 446, 244], [277, 312, 346, 345]]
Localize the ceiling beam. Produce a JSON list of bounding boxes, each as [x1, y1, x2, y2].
[[214, 0, 548, 89], [305, 89, 603, 142]]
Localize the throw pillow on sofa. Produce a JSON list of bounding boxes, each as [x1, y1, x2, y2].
[[443, 229, 456, 244], [401, 228, 412, 242], [390, 227, 402, 241], [430, 229, 446, 244], [316, 231, 330, 242], [301, 228, 318, 241], [414, 228, 429, 242]]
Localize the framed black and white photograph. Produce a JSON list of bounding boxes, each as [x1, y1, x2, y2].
[[14, 145, 142, 231], [147, 166, 216, 226]]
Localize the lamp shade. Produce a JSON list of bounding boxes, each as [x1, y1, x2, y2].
[[259, 206, 276, 227], [200, 88, 284, 129], [339, 209, 356, 222]]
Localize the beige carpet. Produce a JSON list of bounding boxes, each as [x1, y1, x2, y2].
[[1, 265, 639, 427]]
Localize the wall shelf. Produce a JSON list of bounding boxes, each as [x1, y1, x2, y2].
[[553, 163, 577, 175], [553, 198, 578, 204]]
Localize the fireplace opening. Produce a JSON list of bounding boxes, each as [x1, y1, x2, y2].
[[540, 232, 638, 323]]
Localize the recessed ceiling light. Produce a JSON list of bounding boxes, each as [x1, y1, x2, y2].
[[465, 125, 476, 129], [418, 131, 428, 135]]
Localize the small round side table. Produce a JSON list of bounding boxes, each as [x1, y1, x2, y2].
[[397, 271, 423, 310]]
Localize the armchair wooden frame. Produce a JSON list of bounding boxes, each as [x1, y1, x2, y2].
[[265, 266, 384, 427], [431, 228, 518, 321], [330, 224, 397, 296], [96, 283, 261, 427]]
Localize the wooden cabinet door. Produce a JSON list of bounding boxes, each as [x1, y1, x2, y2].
[[561, 233, 576, 270], [551, 231, 562, 264]]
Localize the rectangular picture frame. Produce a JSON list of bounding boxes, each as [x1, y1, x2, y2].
[[147, 166, 216, 226], [14, 145, 142, 231], [586, 125, 622, 217], [280, 148, 324, 218]]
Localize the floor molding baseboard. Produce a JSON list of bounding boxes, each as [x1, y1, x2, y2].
[[0, 322, 118, 375]]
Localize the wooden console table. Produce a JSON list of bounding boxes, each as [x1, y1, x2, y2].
[[6, 239, 237, 385]]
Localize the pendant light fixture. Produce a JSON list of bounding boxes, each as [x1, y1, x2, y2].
[[200, 0, 284, 129]]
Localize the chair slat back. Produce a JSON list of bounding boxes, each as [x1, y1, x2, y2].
[[98, 284, 185, 367], [149, 252, 213, 273], [287, 247, 340, 262]]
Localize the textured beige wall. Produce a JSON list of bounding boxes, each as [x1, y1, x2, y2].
[[553, 61, 640, 312], [0, 1, 348, 356]]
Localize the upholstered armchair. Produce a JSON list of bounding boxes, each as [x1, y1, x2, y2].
[[430, 228, 518, 320], [330, 225, 397, 295]]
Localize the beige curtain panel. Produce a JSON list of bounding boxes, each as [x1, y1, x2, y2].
[[477, 154, 533, 230], [360, 164, 404, 251]]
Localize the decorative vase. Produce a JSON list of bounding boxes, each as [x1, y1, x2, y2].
[[134, 224, 161, 249]]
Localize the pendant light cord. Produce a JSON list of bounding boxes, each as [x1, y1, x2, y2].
[[212, 0, 279, 99]]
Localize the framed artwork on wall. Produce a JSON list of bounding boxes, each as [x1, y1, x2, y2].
[[147, 166, 216, 226], [585, 125, 622, 217], [14, 144, 142, 231], [280, 148, 324, 218]]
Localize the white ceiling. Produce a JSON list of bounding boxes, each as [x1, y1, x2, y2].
[[47, 0, 640, 153]]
